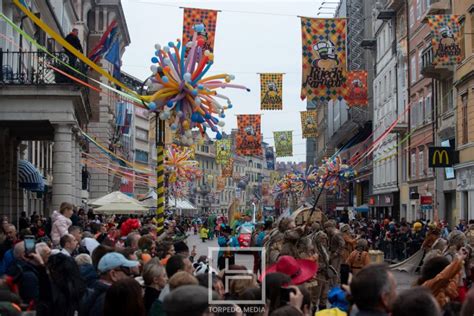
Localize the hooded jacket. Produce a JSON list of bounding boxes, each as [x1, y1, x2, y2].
[[51, 211, 72, 246]]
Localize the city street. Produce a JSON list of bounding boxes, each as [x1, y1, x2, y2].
[[186, 232, 415, 292]]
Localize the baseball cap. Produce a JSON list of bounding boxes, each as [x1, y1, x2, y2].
[[98, 252, 139, 273]]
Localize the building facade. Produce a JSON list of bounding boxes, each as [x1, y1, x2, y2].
[[455, 1, 474, 221]]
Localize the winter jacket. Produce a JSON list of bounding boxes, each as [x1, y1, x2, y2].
[[80, 280, 110, 316], [6, 259, 40, 305], [79, 264, 99, 288], [51, 211, 72, 246]]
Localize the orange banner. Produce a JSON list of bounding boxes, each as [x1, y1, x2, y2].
[[346, 70, 368, 106], [182, 8, 218, 52], [236, 115, 262, 156]]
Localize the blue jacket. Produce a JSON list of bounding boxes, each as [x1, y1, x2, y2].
[[0, 249, 14, 276]]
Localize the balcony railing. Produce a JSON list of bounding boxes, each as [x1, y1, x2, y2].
[[420, 46, 453, 80], [1, 49, 86, 85]]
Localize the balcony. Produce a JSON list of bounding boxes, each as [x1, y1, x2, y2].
[[425, 0, 451, 15], [420, 46, 454, 80], [386, 0, 404, 10], [0, 50, 91, 135]]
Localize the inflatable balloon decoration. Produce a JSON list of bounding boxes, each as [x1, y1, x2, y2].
[[143, 27, 250, 145], [165, 144, 202, 183], [314, 156, 357, 194], [272, 173, 304, 197]]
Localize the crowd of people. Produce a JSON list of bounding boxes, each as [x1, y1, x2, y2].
[[0, 201, 473, 316]]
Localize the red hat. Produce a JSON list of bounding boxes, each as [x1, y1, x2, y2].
[[260, 256, 318, 285]]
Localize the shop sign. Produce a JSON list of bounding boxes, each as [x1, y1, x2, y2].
[[420, 196, 433, 205], [369, 197, 375, 205]]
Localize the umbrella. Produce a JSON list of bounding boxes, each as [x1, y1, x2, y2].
[[90, 191, 141, 207], [93, 200, 149, 215]]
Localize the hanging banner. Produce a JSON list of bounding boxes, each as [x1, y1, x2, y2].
[[300, 110, 318, 138], [216, 139, 231, 165], [260, 73, 283, 110], [274, 131, 293, 157], [427, 15, 463, 66], [216, 176, 225, 191], [222, 158, 234, 178], [265, 147, 275, 170], [236, 115, 262, 156], [300, 17, 347, 101], [346, 70, 368, 106], [182, 8, 218, 53]]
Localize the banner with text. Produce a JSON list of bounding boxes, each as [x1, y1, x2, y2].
[[346, 70, 368, 106], [260, 73, 283, 110], [236, 115, 262, 156], [274, 131, 293, 157], [300, 110, 318, 138], [182, 8, 218, 53], [300, 17, 347, 101], [427, 15, 463, 66]]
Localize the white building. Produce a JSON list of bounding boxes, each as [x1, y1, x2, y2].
[[371, 13, 399, 218]]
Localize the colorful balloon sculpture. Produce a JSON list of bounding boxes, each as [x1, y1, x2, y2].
[[143, 29, 250, 145], [165, 145, 202, 184]]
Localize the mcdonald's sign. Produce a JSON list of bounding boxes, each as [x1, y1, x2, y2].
[[428, 147, 458, 168]]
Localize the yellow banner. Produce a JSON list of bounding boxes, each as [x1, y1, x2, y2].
[[274, 131, 293, 157], [260, 73, 283, 110], [216, 139, 231, 165], [427, 15, 463, 66], [300, 17, 347, 101], [300, 111, 318, 138]]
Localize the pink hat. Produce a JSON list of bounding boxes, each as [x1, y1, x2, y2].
[[260, 256, 318, 285]]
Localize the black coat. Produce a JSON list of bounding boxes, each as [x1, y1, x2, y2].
[[64, 34, 83, 53], [79, 280, 110, 316], [6, 259, 40, 305]]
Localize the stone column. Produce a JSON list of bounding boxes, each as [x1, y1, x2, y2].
[[71, 136, 76, 206], [52, 124, 73, 211], [75, 139, 81, 206]]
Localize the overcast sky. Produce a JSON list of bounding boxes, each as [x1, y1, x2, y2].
[[121, 0, 338, 163]]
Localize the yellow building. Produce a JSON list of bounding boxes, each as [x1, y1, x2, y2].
[[454, 1, 474, 220]]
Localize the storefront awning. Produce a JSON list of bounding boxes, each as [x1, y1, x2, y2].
[[18, 160, 45, 192], [355, 204, 369, 212]]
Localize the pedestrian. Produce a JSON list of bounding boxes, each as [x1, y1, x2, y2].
[[217, 225, 239, 270], [142, 258, 167, 313], [391, 287, 441, 316], [200, 225, 209, 243], [80, 252, 139, 316], [38, 253, 87, 316], [64, 28, 83, 67], [51, 202, 74, 247], [103, 278, 145, 316], [55, 234, 78, 257], [162, 285, 217, 316], [349, 264, 397, 316], [157, 254, 194, 303]]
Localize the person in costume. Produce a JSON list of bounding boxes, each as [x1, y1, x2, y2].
[[324, 220, 345, 286], [263, 217, 296, 265], [236, 211, 255, 248], [217, 225, 239, 270]]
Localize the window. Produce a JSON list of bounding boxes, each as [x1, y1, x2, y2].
[[402, 145, 408, 182], [425, 94, 432, 122], [425, 0, 430, 13], [418, 149, 424, 177], [462, 93, 469, 144], [410, 55, 417, 83], [411, 152, 416, 179], [419, 99, 424, 125], [409, 3, 415, 27], [388, 71, 392, 98], [136, 127, 148, 141], [410, 100, 418, 128], [418, 51, 423, 79], [427, 143, 433, 177], [416, 0, 422, 19], [135, 150, 149, 163]]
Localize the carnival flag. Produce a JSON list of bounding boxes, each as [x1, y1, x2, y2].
[[300, 17, 347, 101], [182, 8, 218, 53], [222, 158, 233, 178], [427, 15, 463, 66], [260, 73, 283, 110], [270, 171, 280, 186], [300, 111, 318, 138], [346, 70, 368, 106], [274, 131, 293, 157], [216, 139, 231, 165], [236, 115, 262, 156]]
